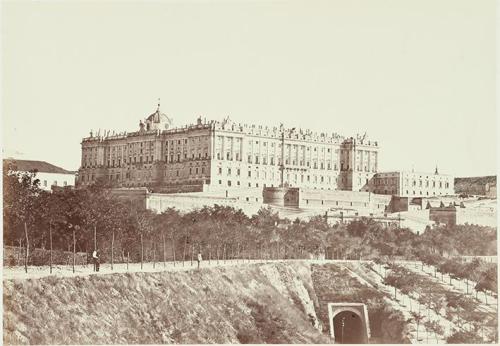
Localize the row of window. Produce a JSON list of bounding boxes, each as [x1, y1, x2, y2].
[[217, 166, 341, 185], [83, 152, 212, 168], [375, 178, 450, 189], [219, 137, 347, 153]]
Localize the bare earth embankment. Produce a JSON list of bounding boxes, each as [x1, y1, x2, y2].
[[3, 261, 409, 344]]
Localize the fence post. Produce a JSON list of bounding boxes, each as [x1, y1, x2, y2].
[[72, 228, 76, 273], [190, 243, 194, 266], [153, 241, 156, 269], [111, 231, 114, 271], [24, 222, 29, 273], [172, 235, 176, 267], [49, 223, 53, 274], [162, 233, 166, 268], [127, 252, 129, 271]]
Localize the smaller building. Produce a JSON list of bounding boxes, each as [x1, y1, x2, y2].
[[4, 159, 76, 192], [429, 205, 457, 226], [365, 168, 454, 198]]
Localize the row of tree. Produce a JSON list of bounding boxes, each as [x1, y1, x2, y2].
[[3, 163, 497, 281], [382, 263, 497, 343]]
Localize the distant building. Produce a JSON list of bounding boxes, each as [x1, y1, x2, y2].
[[78, 102, 380, 192], [4, 159, 76, 192], [365, 168, 454, 197]]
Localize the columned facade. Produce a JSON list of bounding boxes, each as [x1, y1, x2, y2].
[[78, 106, 379, 192]]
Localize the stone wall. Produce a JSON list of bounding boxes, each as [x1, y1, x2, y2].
[[110, 188, 148, 210], [429, 207, 457, 226], [146, 193, 262, 216], [387, 196, 409, 213], [263, 187, 391, 211], [298, 189, 390, 210], [262, 187, 300, 207]]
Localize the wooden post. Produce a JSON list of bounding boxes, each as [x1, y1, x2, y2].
[[216, 244, 219, 264], [153, 240, 156, 269], [127, 252, 129, 270], [24, 222, 29, 273], [162, 233, 166, 268], [223, 243, 226, 263], [72, 228, 76, 273], [190, 243, 194, 266], [17, 239, 21, 266], [140, 233, 144, 270], [208, 243, 211, 265], [111, 231, 115, 271], [49, 222, 53, 274], [172, 234, 176, 267], [94, 224, 97, 252], [182, 235, 187, 267]]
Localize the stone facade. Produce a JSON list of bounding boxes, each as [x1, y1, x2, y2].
[[263, 187, 391, 210], [328, 302, 370, 343], [365, 170, 454, 197], [78, 105, 379, 192]]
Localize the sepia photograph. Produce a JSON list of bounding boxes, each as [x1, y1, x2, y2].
[[1, 0, 497, 344]]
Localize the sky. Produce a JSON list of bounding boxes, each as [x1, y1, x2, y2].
[[2, 0, 496, 177]]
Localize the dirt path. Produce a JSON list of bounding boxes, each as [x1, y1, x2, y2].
[[2, 259, 372, 281]]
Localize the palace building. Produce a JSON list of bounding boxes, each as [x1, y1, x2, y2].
[[78, 103, 379, 192]]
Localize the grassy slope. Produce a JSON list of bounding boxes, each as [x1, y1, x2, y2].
[[4, 262, 329, 345]]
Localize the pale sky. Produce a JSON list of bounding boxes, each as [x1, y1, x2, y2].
[[2, 0, 496, 177]]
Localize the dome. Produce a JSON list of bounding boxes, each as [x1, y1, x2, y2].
[[144, 101, 173, 131], [146, 110, 171, 124]]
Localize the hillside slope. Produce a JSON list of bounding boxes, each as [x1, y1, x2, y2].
[[455, 176, 496, 194], [3, 262, 408, 344], [4, 262, 326, 344]]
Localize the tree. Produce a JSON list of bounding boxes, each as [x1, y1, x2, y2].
[[410, 311, 424, 341], [446, 330, 483, 344], [475, 266, 497, 304], [3, 165, 42, 272], [133, 209, 155, 269]]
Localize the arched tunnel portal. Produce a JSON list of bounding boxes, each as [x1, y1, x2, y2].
[[328, 303, 370, 344]]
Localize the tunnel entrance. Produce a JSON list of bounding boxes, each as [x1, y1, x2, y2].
[[328, 303, 370, 344], [333, 311, 364, 344]]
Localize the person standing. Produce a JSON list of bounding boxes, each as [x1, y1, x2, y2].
[[96, 250, 100, 272], [92, 249, 100, 272], [197, 252, 202, 270]]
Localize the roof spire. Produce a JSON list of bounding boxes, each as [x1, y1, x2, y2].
[[435, 165, 439, 175], [157, 98, 160, 112]]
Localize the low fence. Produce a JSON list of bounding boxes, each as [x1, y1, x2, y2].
[[3, 246, 88, 267]]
